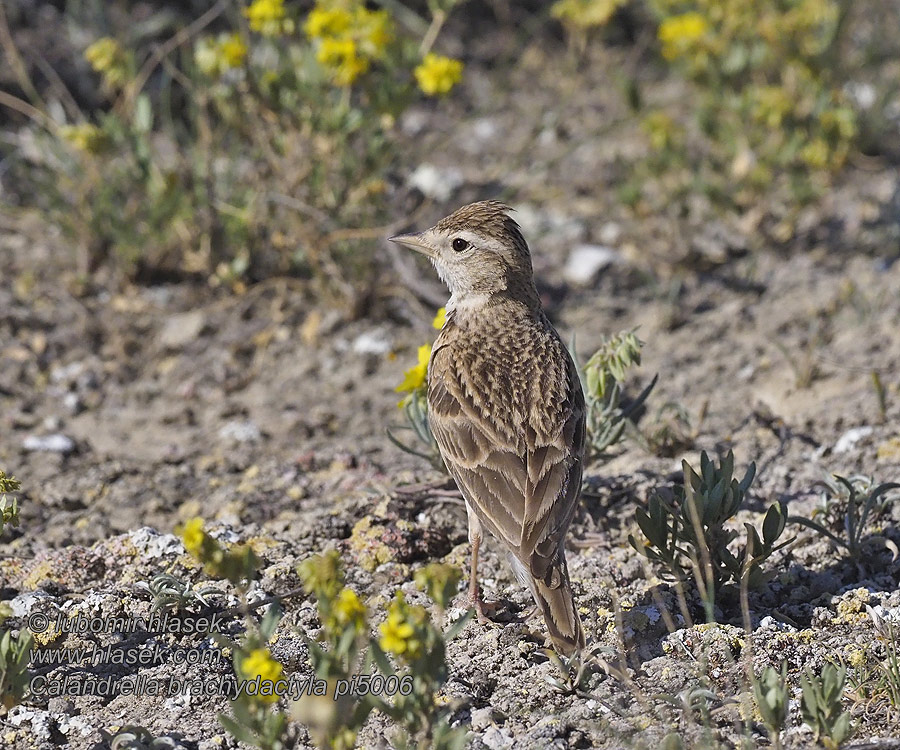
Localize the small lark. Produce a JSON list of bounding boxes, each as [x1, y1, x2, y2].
[[391, 200, 585, 655]]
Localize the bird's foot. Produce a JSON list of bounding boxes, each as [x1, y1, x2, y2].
[[472, 595, 504, 625]]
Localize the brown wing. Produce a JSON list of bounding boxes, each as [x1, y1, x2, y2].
[[427, 332, 585, 577]]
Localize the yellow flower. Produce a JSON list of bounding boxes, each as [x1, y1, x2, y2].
[[221, 34, 248, 68], [414, 53, 463, 96], [657, 12, 709, 61], [317, 37, 369, 85], [378, 596, 423, 659], [84, 37, 130, 89], [799, 138, 829, 169], [244, 0, 294, 36], [333, 588, 367, 631], [58, 123, 108, 154], [641, 111, 682, 151], [551, 0, 628, 30], [304, 6, 353, 39], [432, 307, 447, 330], [357, 7, 392, 59], [85, 38, 123, 73], [195, 34, 247, 77], [239, 648, 284, 703], [395, 343, 431, 396], [180, 517, 206, 557]]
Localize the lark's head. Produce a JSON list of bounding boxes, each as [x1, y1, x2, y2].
[[390, 200, 537, 304]]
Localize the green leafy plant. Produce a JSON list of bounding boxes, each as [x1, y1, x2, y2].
[[101, 726, 178, 750], [800, 663, 853, 748], [629, 450, 790, 618], [178, 517, 292, 750], [388, 340, 444, 471], [296, 552, 470, 750], [571, 0, 895, 238], [0, 469, 21, 535], [846, 607, 900, 719], [0, 606, 33, 710], [578, 330, 657, 459], [148, 572, 223, 612], [3, 1, 465, 306], [789, 475, 900, 563], [752, 662, 789, 750]]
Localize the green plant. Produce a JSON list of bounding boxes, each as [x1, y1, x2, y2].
[[2, 1, 465, 307], [752, 662, 789, 750], [800, 663, 853, 748], [389, 338, 445, 471], [572, 0, 895, 236], [296, 552, 470, 750], [178, 517, 293, 749], [101, 726, 178, 750], [0, 469, 21, 534], [578, 330, 657, 459], [846, 606, 900, 720], [148, 572, 223, 612], [629, 450, 790, 618], [789, 475, 900, 563], [0, 606, 33, 710]]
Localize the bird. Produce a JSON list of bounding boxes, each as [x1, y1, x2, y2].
[[390, 200, 586, 656]]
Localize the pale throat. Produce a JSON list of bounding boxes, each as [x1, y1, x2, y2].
[[445, 291, 493, 317]]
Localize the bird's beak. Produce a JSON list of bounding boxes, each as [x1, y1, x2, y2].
[[389, 232, 434, 258]]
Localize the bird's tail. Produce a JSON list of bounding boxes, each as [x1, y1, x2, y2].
[[530, 559, 584, 657]]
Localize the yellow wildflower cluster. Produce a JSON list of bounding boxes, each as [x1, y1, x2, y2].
[[378, 593, 427, 660], [237, 648, 284, 704], [641, 111, 682, 151], [195, 33, 248, 78], [178, 517, 259, 586], [330, 587, 367, 632], [304, 2, 393, 86], [649, 0, 857, 176], [657, 12, 708, 61], [58, 123, 109, 154], [180, 517, 207, 557], [395, 343, 431, 404], [244, 0, 295, 36], [551, 0, 629, 30], [84, 37, 131, 90], [414, 53, 463, 96], [432, 307, 447, 330]]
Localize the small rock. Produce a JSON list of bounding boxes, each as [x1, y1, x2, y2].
[[599, 222, 622, 245], [352, 329, 393, 355], [22, 433, 75, 454], [563, 245, 620, 286], [471, 707, 496, 732], [219, 420, 261, 443], [471, 117, 498, 141], [408, 164, 463, 202], [63, 392, 83, 415], [159, 310, 206, 349], [834, 426, 873, 454], [482, 726, 514, 750]]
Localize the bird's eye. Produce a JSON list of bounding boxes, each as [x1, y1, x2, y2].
[[452, 238, 470, 252]]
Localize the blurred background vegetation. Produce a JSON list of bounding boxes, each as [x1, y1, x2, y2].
[[1, 0, 898, 315]]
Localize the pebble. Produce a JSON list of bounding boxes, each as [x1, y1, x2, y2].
[[834, 426, 873, 454], [22, 433, 75, 454], [563, 244, 620, 286], [351, 329, 393, 355], [482, 727, 514, 750], [218, 419, 261, 443], [408, 163, 464, 202], [159, 310, 206, 349]]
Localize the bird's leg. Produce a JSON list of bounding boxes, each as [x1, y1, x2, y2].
[[467, 510, 500, 623]]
